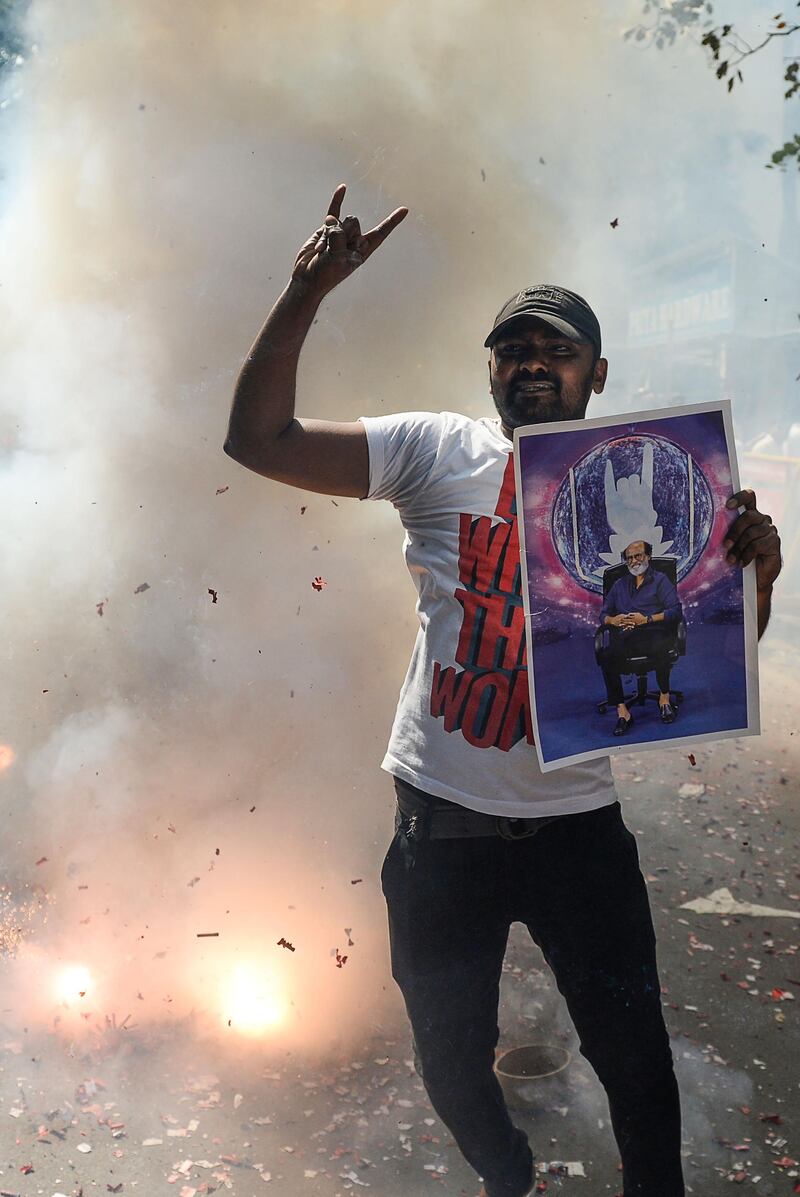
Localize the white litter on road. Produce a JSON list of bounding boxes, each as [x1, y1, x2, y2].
[[680, 887, 799, 917]]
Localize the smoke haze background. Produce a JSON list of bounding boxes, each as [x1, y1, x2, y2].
[[0, 3, 796, 1182]]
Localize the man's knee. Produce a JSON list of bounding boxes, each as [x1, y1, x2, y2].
[[409, 1016, 499, 1087], [581, 1032, 675, 1095]]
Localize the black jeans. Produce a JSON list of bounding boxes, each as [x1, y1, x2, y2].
[[600, 626, 674, 706], [381, 782, 684, 1197]]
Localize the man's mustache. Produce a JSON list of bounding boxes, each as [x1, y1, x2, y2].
[[511, 377, 561, 393]]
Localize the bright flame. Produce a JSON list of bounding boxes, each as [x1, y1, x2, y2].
[[221, 964, 286, 1035], [0, 745, 15, 771], [56, 965, 92, 1004]]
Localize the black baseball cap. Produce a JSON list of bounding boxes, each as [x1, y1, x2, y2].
[[484, 284, 602, 356]]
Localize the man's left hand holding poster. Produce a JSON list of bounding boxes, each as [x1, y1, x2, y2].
[[515, 401, 782, 772]]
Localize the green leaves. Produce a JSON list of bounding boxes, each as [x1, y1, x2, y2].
[[766, 135, 800, 170], [629, 3, 798, 169]]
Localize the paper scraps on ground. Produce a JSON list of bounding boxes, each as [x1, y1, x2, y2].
[[535, 1161, 586, 1177], [678, 783, 705, 798], [680, 887, 799, 918]]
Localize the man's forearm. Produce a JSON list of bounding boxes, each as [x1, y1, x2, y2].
[[654, 608, 682, 623], [757, 585, 772, 640], [225, 279, 323, 456]]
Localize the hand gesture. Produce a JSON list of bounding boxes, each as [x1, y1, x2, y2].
[[604, 442, 656, 533], [628, 612, 648, 627], [292, 184, 408, 299], [724, 490, 782, 592], [610, 613, 634, 629]]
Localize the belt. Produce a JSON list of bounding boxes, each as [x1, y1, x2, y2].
[[394, 781, 565, 842]]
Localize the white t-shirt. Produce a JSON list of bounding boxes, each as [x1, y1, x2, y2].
[[359, 410, 617, 818]]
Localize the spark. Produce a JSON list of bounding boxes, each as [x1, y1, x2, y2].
[[0, 885, 51, 955], [56, 964, 93, 1004], [221, 963, 286, 1036]]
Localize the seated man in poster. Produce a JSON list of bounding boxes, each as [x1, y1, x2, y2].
[[599, 540, 682, 736]]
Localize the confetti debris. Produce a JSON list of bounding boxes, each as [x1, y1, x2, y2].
[[3, 733, 796, 1197], [688, 753, 696, 766], [300, 505, 306, 514], [208, 588, 218, 604], [610, 217, 619, 228], [216, 486, 229, 495], [196, 932, 219, 938], [134, 582, 151, 594], [96, 598, 109, 617], [311, 576, 327, 591]]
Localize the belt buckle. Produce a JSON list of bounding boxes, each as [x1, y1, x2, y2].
[[495, 816, 537, 841]]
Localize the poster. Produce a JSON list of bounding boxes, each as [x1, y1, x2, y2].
[[515, 401, 760, 772]]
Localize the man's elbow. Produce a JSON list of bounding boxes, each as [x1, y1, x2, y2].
[[223, 436, 285, 479], [223, 438, 258, 469]]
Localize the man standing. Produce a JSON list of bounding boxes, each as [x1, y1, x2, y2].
[[600, 540, 683, 735], [224, 186, 782, 1197]]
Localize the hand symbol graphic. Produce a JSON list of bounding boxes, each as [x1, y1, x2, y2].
[[604, 442, 656, 531], [597, 442, 673, 570]]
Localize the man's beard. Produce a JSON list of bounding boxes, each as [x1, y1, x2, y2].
[[628, 562, 648, 577], [492, 383, 567, 430]]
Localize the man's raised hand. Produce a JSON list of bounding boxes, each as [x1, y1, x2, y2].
[[292, 184, 408, 297]]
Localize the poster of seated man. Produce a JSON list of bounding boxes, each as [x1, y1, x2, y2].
[[597, 539, 683, 735], [514, 401, 760, 772]]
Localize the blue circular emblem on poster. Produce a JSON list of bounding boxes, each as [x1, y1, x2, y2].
[[551, 433, 714, 595]]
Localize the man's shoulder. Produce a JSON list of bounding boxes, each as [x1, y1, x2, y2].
[[365, 409, 500, 434], [364, 410, 506, 459], [602, 573, 627, 605]]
